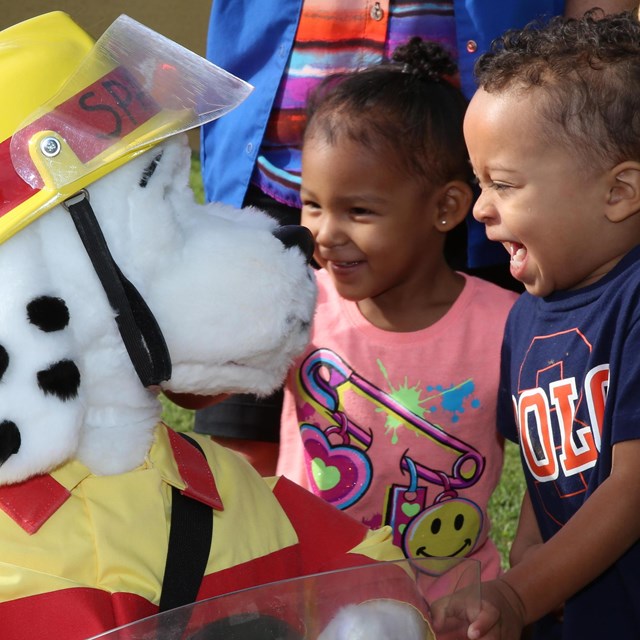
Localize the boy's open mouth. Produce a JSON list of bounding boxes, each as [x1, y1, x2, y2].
[[507, 242, 527, 267]]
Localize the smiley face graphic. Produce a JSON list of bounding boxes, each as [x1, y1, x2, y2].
[[402, 498, 483, 562]]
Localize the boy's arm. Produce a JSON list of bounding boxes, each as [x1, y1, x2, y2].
[[502, 439, 640, 624], [564, 0, 638, 17], [473, 438, 640, 639], [433, 438, 640, 639], [508, 489, 542, 568]]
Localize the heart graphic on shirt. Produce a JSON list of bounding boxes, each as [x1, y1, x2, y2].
[[402, 502, 421, 518], [301, 424, 371, 510], [311, 458, 341, 490]]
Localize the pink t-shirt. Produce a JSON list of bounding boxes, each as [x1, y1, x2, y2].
[[278, 269, 518, 579]]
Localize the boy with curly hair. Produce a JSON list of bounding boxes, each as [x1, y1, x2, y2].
[[434, 9, 640, 640]]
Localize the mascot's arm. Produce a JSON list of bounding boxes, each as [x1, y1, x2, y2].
[[268, 475, 402, 569]]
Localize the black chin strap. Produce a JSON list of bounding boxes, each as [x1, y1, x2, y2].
[[63, 190, 172, 387]]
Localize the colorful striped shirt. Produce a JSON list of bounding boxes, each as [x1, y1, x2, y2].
[[253, 0, 457, 208]]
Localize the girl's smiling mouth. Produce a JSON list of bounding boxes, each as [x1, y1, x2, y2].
[[333, 260, 363, 267]]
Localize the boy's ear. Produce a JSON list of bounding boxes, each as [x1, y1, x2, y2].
[[606, 162, 640, 222], [434, 181, 474, 232]]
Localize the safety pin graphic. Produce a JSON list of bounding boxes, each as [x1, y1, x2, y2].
[[300, 349, 484, 490]]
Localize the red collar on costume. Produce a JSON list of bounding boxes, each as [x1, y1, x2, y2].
[[165, 426, 224, 511], [0, 424, 223, 535]]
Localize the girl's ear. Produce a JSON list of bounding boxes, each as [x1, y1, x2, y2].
[[606, 161, 640, 223], [434, 181, 474, 232]]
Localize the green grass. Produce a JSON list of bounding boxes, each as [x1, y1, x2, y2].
[[489, 440, 526, 569], [160, 395, 195, 433], [162, 154, 526, 569], [190, 153, 205, 204]]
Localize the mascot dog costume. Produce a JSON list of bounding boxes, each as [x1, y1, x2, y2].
[[0, 11, 440, 640]]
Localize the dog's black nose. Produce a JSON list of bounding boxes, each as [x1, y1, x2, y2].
[[272, 225, 315, 264], [0, 420, 20, 465]]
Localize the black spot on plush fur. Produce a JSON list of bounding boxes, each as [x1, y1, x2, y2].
[[0, 345, 8, 380], [139, 152, 163, 187], [37, 360, 81, 401], [27, 296, 70, 332], [0, 420, 21, 463]]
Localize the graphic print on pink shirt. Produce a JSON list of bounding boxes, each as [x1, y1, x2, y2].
[[297, 348, 486, 560]]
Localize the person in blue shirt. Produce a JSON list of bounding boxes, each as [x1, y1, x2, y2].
[[195, 0, 636, 475]]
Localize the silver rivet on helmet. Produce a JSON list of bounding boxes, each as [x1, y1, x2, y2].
[[40, 136, 61, 158]]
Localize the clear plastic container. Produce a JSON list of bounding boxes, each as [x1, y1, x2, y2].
[[87, 557, 480, 639]]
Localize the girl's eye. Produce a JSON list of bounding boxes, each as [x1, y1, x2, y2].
[[351, 207, 373, 216]]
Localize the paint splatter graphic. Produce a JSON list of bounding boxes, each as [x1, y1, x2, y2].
[[375, 360, 430, 443], [376, 359, 480, 434], [427, 380, 480, 422]]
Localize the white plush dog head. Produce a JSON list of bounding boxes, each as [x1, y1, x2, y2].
[[0, 14, 316, 484]]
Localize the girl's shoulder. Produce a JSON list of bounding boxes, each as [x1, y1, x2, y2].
[[461, 273, 520, 313]]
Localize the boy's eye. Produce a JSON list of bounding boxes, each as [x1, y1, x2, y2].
[[351, 207, 373, 216], [477, 178, 510, 192]]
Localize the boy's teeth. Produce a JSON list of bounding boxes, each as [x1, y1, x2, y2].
[[510, 243, 526, 265]]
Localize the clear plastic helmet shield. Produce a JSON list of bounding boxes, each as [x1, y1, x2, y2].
[[2, 13, 252, 243]]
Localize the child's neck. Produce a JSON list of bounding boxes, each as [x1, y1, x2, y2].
[[356, 269, 465, 332]]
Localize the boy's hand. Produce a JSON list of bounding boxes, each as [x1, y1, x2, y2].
[[431, 578, 526, 640]]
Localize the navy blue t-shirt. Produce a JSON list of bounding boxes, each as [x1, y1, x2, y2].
[[498, 245, 640, 639]]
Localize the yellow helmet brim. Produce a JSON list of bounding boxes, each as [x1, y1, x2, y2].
[[0, 12, 252, 244]]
